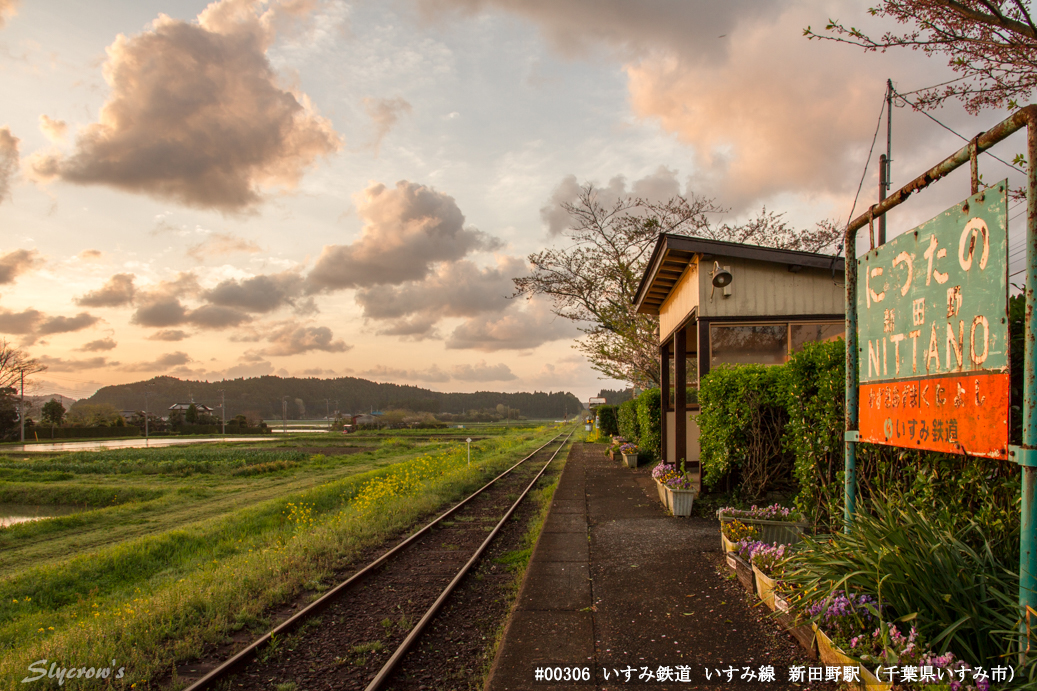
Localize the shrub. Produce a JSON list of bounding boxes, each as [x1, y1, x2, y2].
[[596, 405, 619, 436], [617, 399, 640, 444], [635, 388, 662, 461], [783, 339, 845, 526], [698, 364, 791, 498]]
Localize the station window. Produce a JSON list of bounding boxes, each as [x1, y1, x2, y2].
[[710, 321, 844, 367]]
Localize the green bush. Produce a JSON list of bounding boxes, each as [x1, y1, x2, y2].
[[698, 364, 791, 498], [783, 339, 845, 526], [617, 399, 640, 443], [635, 388, 662, 461], [596, 405, 619, 436]]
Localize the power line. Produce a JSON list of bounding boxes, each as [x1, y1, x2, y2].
[[893, 89, 1027, 175], [841, 88, 888, 247], [895, 74, 974, 98]]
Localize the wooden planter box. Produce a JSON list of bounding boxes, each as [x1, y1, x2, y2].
[[814, 626, 892, 690], [718, 515, 810, 546], [621, 452, 639, 468], [720, 533, 736, 553], [727, 553, 755, 593], [752, 564, 776, 610], [775, 610, 816, 659]]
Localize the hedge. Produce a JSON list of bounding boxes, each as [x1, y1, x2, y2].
[[596, 405, 619, 436], [636, 388, 662, 462], [617, 399, 640, 444], [698, 365, 791, 498]]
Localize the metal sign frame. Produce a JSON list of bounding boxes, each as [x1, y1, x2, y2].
[[843, 104, 1037, 632]]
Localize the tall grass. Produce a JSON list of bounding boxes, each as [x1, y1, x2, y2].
[[781, 495, 1023, 669], [0, 428, 562, 689]]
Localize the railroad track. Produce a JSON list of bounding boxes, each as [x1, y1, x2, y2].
[[180, 428, 574, 691]]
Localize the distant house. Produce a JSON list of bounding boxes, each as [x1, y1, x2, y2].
[[169, 403, 214, 415], [354, 412, 382, 426]]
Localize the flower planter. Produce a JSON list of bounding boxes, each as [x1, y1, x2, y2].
[[729, 553, 755, 594], [720, 533, 737, 553], [718, 515, 809, 546], [813, 626, 892, 690], [665, 486, 696, 517], [621, 452, 638, 468], [775, 609, 816, 659], [752, 564, 776, 610], [655, 479, 668, 508], [774, 592, 790, 612]]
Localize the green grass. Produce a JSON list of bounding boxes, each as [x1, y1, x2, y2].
[[0, 425, 572, 689]]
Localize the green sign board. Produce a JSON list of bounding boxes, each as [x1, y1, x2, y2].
[[856, 181, 1009, 458]]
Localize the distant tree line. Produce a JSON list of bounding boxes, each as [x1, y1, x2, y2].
[[81, 375, 583, 421]]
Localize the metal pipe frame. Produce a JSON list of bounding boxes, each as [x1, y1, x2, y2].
[[843, 104, 1037, 628]]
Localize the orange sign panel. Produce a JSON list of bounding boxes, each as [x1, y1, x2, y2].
[[858, 371, 1009, 459]]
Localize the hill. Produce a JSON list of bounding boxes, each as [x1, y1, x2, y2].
[[80, 376, 583, 421]]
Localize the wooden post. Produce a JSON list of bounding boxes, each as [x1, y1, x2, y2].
[[659, 340, 669, 463], [674, 327, 687, 469]]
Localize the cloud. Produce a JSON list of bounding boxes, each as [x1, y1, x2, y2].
[[0, 308, 99, 342], [187, 304, 252, 329], [306, 180, 501, 291], [38, 115, 67, 143], [0, 127, 18, 204], [449, 360, 516, 382], [355, 256, 524, 337], [0, 249, 42, 285], [132, 297, 189, 328], [300, 367, 337, 377], [363, 96, 412, 154], [123, 351, 192, 372], [259, 322, 351, 356], [78, 249, 102, 260], [540, 168, 682, 235], [186, 232, 262, 262], [202, 271, 304, 313], [78, 337, 117, 352], [446, 298, 577, 351], [0, 0, 17, 28], [362, 364, 451, 383], [37, 355, 112, 371], [0, 308, 42, 334], [360, 361, 515, 383], [416, 0, 776, 61], [147, 329, 189, 341], [225, 358, 275, 378], [35, 312, 100, 336], [75, 273, 136, 307], [29, 0, 340, 211]]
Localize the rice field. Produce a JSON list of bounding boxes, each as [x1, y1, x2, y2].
[[0, 426, 567, 689]]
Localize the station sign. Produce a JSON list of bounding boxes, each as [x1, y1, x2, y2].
[[857, 182, 1009, 458]]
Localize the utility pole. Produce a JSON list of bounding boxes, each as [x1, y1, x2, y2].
[[219, 389, 226, 436], [19, 370, 24, 443], [282, 396, 288, 433], [325, 398, 330, 430], [144, 383, 151, 447], [879, 79, 893, 246]]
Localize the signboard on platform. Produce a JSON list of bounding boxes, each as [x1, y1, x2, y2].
[[857, 182, 1009, 458]]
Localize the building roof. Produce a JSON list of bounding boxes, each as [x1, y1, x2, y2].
[[633, 234, 845, 315]]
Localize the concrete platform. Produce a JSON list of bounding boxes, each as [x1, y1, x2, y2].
[[484, 443, 815, 691]]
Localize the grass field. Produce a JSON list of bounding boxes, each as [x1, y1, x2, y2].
[[0, 425, 570, 689]]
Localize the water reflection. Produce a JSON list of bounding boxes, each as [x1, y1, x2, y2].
[[0, 503, 83, 527]]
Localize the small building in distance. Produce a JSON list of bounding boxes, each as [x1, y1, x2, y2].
[[169, 403, 214, 415], [633, 234, 846, 490]]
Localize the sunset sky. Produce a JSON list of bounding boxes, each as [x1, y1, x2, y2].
[[0, 0, 1030, 403]]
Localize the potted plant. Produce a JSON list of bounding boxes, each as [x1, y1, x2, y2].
[[729, 540, 764, 594], [618, 442, 640, 468], [720, 519, 756, 553], [661, 466, 697, 516], [651, 461, 675, 507], [749, 543, 787, 610], [717, 504, 810, 546]]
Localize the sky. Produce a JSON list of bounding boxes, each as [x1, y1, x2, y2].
[[0, 0, 1031, 404]]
